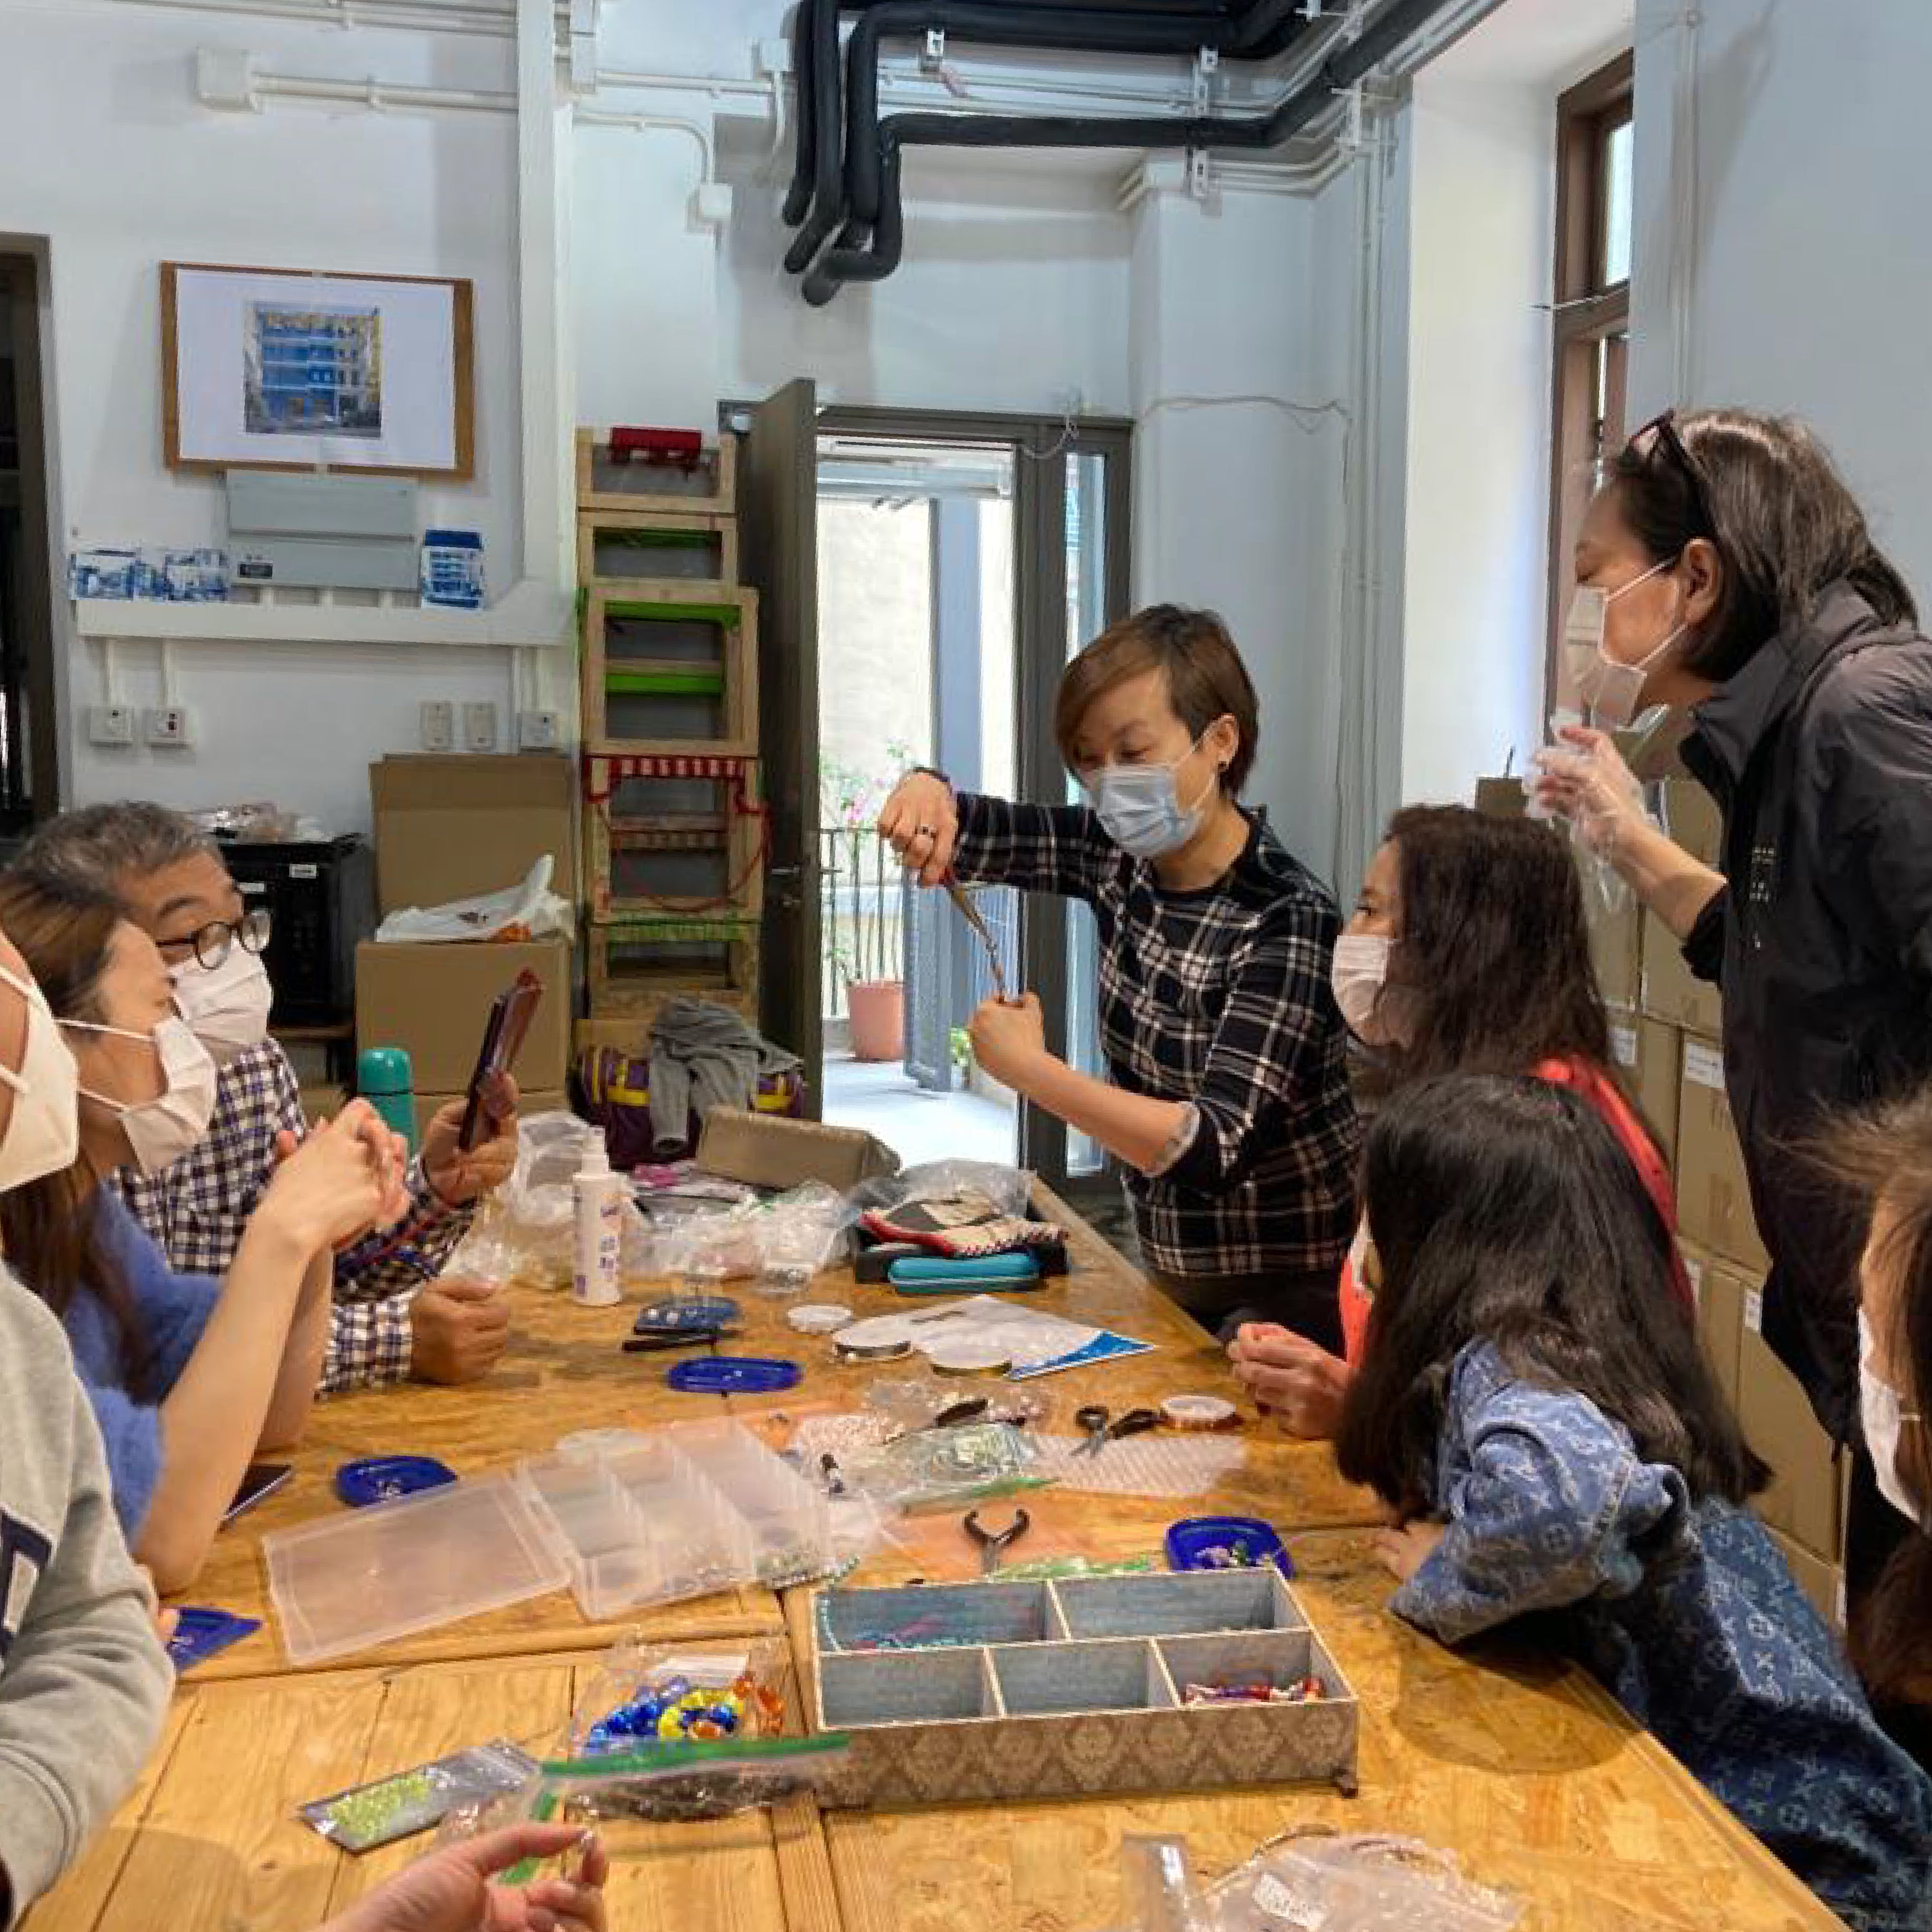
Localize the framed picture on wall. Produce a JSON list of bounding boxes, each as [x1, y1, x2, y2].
[[160, 262, 475, 478]]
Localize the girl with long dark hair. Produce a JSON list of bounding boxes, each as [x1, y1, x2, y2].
[[1231, 805, 1688, 1434], [1340, 1074, 1932, 1932]]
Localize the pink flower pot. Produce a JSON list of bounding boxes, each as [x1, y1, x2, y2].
[[846, 979, 905, 1063]]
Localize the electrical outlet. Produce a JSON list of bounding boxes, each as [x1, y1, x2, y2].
[[517, 708, 564, 752], [463, 700, 499, 753], [419, 700, 455, 753], [87, 705, 135, 748], [143, 705, 194, 748]]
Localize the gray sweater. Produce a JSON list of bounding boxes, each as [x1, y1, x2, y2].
[[0, 1269, 171, 1926]]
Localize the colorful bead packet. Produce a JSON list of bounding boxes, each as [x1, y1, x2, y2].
[[298, 1741, 540, 1853]]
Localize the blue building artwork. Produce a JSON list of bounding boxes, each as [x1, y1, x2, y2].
[[245, 303, 383, 438]]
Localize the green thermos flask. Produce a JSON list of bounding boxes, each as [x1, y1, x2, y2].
[[357, 1047, 417, 1154]]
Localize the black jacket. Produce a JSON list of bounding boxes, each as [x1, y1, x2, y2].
[[1682, 583, 1932, 1437]]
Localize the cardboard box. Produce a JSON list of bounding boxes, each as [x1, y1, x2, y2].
[[1739, 1285, 1843, 1561], [356, 936, 574, 1092], [1675, 1036, 1770, 1271], [1472, 777, 1527, 819], [1678, 1239, 1743, 1409], [370, 753, 577, 915], [1589, 900, 1643, 1013], [1660, 777, 1723, 869], [1769, 1528, 1846, 1632], [696, 1107, 899, 1192], [1641, 913, 1722, 1034], [413, 1087, 571, 1144], [1632, 1016, 1681, 1167]]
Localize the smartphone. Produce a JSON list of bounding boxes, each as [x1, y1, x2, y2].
[[457, 969, 544, 1152], [223, 1461, 292, 1526]]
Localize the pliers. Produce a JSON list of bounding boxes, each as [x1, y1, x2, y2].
[[963, 1507, 1031, 1576]]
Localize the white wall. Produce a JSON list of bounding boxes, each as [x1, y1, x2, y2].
[[1, 5, 528, 832], [1399, 71, 1555, 803], [1392, 0, 1634, 811], [1628, 0, 1932, 602], [1128, 171, 1348, 874]]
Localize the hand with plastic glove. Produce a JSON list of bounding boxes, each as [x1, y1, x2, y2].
[[1530, 724, 1647, 860]]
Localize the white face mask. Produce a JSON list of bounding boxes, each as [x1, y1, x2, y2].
[[1562, 556, 1685, 730], [1859, 1309, 1925, 1525], [0, 965, 80, 1189], [1083, 734, 1218, 860], [65, 1014, 220, 1176], [169, 945, 272, 1066], [1332, 933, 1400, 1046]]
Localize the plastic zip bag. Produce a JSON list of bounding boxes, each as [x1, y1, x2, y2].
[[524, 1735, 851, 1827], [847, 1159, 1036, 1223], [298, 1741, 540, 1853]]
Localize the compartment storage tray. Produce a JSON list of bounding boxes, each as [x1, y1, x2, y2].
[[808, 1569, 1358, 1806]]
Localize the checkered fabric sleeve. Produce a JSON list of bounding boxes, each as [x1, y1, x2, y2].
[[951, 791, 1112, 902]]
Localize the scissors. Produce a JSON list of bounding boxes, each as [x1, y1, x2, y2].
[[1074, 1405, 1160, 1457], [943, 879, 1009, 1001], [963, 1507, 1031, 1576]]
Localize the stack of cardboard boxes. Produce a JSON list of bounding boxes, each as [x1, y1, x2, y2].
[[1591, 781, 1848, 1626], [353, 755, 577, 1138], [1482, 776, 1848, 1625]]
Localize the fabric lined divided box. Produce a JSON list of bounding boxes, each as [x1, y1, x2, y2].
[[808, 1568, 1358, 1807]]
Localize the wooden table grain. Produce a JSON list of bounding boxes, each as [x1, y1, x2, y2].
[[32, 1189, 1839, 1932], [178, 1188, 1376, 1678]]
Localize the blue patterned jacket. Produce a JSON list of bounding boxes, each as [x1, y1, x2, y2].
[[1393, 1343, 1932, 1932]]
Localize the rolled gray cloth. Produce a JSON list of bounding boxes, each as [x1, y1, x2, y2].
[[647, 998, 802, 1155]]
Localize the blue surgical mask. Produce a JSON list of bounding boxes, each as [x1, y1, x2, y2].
[[1083, 735, 1217, 859]]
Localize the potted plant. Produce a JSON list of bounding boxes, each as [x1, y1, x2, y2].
[[822, 750, 908, 1063]]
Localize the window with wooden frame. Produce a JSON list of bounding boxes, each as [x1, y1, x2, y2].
[[1545, 52, 1634, 711]]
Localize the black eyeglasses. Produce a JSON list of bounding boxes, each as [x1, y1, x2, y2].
[[1627, 408, 1716, 540], [157, 907, 272, 971]]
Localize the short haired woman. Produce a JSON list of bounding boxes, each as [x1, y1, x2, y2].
[[878, 605, 1359, 1344]]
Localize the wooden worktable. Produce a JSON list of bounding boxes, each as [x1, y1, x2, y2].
[[29, 1188, 1844, 1931], [179, 1185, 1375, 1679]]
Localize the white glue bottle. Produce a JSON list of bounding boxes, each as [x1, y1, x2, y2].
[[571, 1140, 623, 1307]]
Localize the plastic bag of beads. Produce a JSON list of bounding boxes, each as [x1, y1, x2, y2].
[[518, 1735, 853, 1828], [564, 1638, 788, 1759], [841, 1419, 1051, 1514], [864, 1374, 1050, 1433], [298, 1741, 540, 1853]]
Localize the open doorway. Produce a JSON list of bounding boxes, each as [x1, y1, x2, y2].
[[0, 250, 59, 835], [735, 393, 1130, 1193], [815, 433, 1021, 1166]]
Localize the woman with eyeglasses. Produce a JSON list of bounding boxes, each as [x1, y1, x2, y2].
[[1534, 408, 1932, 1618], [17, 804, 522, 1396], [0, 868, 406, 1591]]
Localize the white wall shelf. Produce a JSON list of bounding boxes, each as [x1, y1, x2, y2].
[[72, 579, 573, 650]]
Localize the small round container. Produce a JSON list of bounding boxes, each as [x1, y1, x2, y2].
[[925, 1338, 1014, 1376], [835, 1336, 913, 1363], [636, 1296, 741, 1333], [788, 1303, 853, 1335], [334, 1455, 458, 1508], [666, 1356, 803, 1395], [1159, 1394, 1241, 1431], [1164, 1514, 1293, 1577]]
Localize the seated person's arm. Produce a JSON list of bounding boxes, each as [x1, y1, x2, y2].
[[134, 1106, 393, 1591], [1388, 1376, 1686, 1646]]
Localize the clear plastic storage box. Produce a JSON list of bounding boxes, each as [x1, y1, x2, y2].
[[265, 1474, 571, 1667], [516, 1421, 838, 1619]]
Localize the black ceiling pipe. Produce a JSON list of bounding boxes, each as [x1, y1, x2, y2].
[[836, 3, 1313, 233], [791, 0, 1311, 257], [783, 0, 850, 272], [801, 0, 1451, 303]]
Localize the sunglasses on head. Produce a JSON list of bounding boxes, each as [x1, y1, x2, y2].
[[1625, 408, 1716, 541]]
